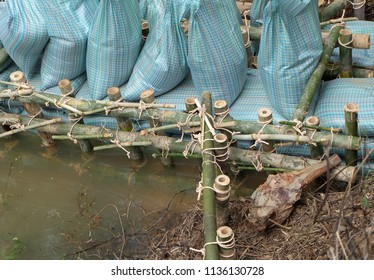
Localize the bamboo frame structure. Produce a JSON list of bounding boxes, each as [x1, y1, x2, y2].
[[200, 91, 219, 260]]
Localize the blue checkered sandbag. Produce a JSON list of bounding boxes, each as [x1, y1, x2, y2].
[[0, 0, 49, 77], [39, 0, 99, 90], [314, 78, 374, 137], [249, 0, 270, 55], [324, 21, 374, 68], [87, 0, 141, 100], [258, 0, 322, 120], [187, 0, 247, 107], [123, 0, 190, 102]]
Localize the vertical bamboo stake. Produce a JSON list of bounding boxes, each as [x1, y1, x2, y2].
[[339, 29, 353, 78], [305, 116, 324, 159], [214, 133, 229, 175], [344, 103, 358, 167], [258, 108, 274, 152], [353, 0, 365, 20], [185, 97, 198, 113], [59, 79, 92, 153], [215, 175, 231, 228], [216, 226, 236, 260], [140, 89, 172, 166], [10, 71, 55, 147], [141, 20, 149, 42], [293, 24, 344, 121], [108, 87, 144, 163], [201, 91, 219, 260], [241, 25, 252, 68]]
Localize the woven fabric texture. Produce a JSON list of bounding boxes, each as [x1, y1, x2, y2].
[[40, 0, 98, 89], [87, 0, 141, 100], [187, 0, 247, 106], [314, 78, 374, 137], [123, 0, 189, 102], [258, 0, 322, 120], [0, 0, 49, 76]]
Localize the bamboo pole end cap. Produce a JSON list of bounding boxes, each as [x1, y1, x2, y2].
[[10, 71, 26, 83], [217, 226, 233, 239], [344, 103, 358, 113]]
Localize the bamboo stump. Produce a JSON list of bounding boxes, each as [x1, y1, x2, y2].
[[217, 226, 236, 260], [339, 29, 353, 78], [10, 71, 54, 147], [344, 103, 358, 167], [258, 108, 274, 152], [59, 79, 92, 153], [251, 154, 342, 230], [108, 87, 144, 165], [141, 89, 172, 167], [305, 116, 324, 159], [215, 175, 231, 228]]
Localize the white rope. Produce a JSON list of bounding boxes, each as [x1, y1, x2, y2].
[[189, 233, 235, 260]]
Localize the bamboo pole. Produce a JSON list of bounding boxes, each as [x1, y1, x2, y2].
[[215, 175, 231, 228], [214, 100, 234, 142], [305, 116, 324, 160], [320, 17, 358, 27], [52, 133, 113, 140], [344, 103, 358, 167], [108, 87, 144, 163], [0, 86, 361, 151], [278, 120, 340, 133], [292, 24, 344, 122], [59, 79, 93, 153], [353, 0, 366, 20], [93, 141, 152, 152], [10, 71, 55, 147], [0, 112, 356, 182], [324, 63, 374, 79], [201, 91, 219, 260], [0, 118, 61, 138], [141, 89, 172, 167], [319, 0, 346, 22], [216, 226, 236, 260], [321, 30, 370, 50], [339, 29, 353, 78]]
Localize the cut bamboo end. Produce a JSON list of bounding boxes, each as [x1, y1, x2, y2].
[[305, 116, 320, 127], [340, 28, 352, 38], [257, 108, 273, 122], [140, 89, 155, 103], [10, 71, 26, 83], [141, 20, 149, 39], [214, 133, 229, 162], [214, 100, 229, 116], [344, 103, 359, 114], [216, 226, 235, 260], [352, 34, 370, 49], [185, 97, 197, 113], [214, 174, 231, 202], [107, 87, 122, 102], [58, 79, 74, 96], [214, 133, 227, 144]]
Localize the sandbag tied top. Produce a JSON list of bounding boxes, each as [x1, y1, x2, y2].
[[258, 0, 322, 120], [187, 0, 247, 106], [314, 78, 374, 137], [87, 0, 141, 100], [0, 0, 49, 76], [324, 21, 374, 68], [39, 0, 99, 90], [123, 0, 190, 102]]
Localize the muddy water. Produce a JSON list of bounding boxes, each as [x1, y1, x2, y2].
[[0, 132, 264, 259], [0, 133, 206, 260]]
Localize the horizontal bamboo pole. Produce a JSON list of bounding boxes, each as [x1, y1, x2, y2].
[[321, 30, 370, 50], [96, 99, 176, 109], [233, 134, 311, 143], [52, 133, 113, 140], [278, 120, 341, 133], [0, 112, 356, 182], [0, 86, 361, 151], [93, 141, 153, 151]]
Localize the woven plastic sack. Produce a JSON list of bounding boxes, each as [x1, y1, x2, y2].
[[249, 0, 270, 55], [87, 0, 141, 100], [324, 21, 374, 68], [0, 0, 49, 76], [314, 78, 374, 137], [258, 0, 322, 120], [123, 0, 189, 102], [39, 0, 99, 89], [187, 0, 247, 106]]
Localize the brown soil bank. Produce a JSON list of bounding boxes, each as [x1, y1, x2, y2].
[[146, 174, 374, 260]]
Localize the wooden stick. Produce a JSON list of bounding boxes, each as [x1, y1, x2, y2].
[[0, 118, 61, 138]]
